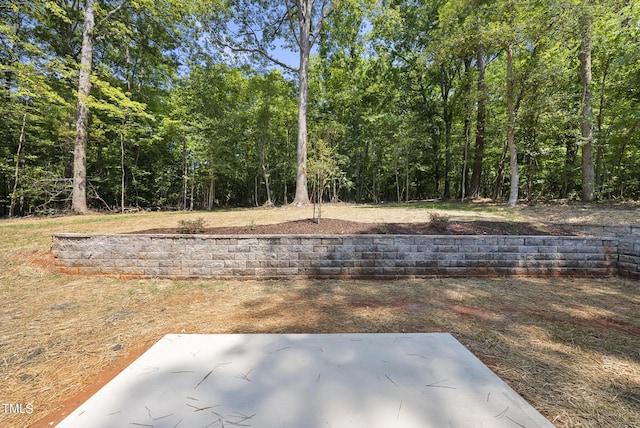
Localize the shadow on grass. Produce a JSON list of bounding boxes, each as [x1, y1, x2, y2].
[[229, 277, 640, 427]]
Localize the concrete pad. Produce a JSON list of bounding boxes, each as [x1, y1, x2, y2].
[[57, 333, 553, 427]]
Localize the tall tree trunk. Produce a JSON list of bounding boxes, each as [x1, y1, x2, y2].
[[259, 104, 273, 205], [354, 115, 361, 203], [444, 110, 452, 199], [260, 145, 272, 206], [440, 65, 453, 199], [120, 127, 125, 213], [182, 138, 188, 210], [579, 12, 595, 201], [470, 43, 486, 198], [283, 129, 290, 205], [208, 175, 215, 210], [9, 112, 27, 218], [292, 1, 312, 206], [71, 0, 95, 214], [461, 57, 473, 201], [595, 55, 610, 189], [506, 44, 519, 207]]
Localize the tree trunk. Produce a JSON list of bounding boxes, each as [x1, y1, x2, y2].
[[354, 116, 361, 203], [493, 139, 508, 200], [506, 44, 519, 207], [292, 1, 312, 206], [260, 149, 272, 206], [440, 65, 453, 200], [120, 127, 125, 213], [563, 133, 577, 197], [71, 0, 95, 214], [595, 55, 610, 189], [470, 43, 486, 198], [444, 110, 452, 199], [9, 112, 27, 218], [182, 138, 188, 210], [190, 163, 194, 210], [461, 65, 473, 201], [258, 95, 273, 206], [283, 129, 290, 205], [579, 12, 595, 202], [208, 175, 215, 210], [395, 158, 401, 202]]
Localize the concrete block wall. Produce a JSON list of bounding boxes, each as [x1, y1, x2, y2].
[[617, 226, 640, 280], [52, 233, 622, 279], [553, 224, 640, 280]]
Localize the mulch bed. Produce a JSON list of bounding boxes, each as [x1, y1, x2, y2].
[[131, 218, 577, 236]]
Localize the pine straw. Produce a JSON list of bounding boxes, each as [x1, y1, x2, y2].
[[2, 270, 638, 427], [1, 205, 639, 427]]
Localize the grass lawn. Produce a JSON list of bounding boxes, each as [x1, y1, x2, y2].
[[1, 203, 639, 427]]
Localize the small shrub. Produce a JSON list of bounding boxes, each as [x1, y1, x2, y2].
[[178, 217, 207, 234], [376, 225, 388, 234], [429, 212, 450, 232]]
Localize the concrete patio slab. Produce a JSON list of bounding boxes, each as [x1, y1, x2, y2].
[[57, 333, 554, 427]]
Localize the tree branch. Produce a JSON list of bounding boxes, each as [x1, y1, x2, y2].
[[221, 39, 299, 72], [95, 0, 129, 31], [227, 13, 299, 72], [285, 0, 300, 48], [310, 0, 333, 47]]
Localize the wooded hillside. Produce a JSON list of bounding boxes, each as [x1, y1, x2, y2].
[[1, 0, 638, 216]]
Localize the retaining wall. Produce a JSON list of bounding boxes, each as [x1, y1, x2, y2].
[[51, 233, 624, 279], [553, 224, 640, 280]]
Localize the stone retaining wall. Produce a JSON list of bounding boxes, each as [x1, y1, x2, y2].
[[553, 224, 640, 280], [51, 233, 625, 279]]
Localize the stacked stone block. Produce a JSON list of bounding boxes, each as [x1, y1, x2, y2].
[[52, 233, 625, 279], [617, 226, 640, 280]]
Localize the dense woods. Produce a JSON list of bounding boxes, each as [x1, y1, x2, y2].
[[1, 0, 638, 216]]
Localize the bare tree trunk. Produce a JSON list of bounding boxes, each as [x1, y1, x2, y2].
[[71, 0, 128, 214], [120, 127, 125, 213], [72, 0, 95, 214], [208, 175, 215, 210], [9, 112, 27, 217], [182, 138, 188, 210], [405, 157, 410, 203], [189, 163, 194, 211], [292, 1, 312, 206], [493, 140, 508, 201], [283, 129, 290, 205], [260, 143, 272, 206], [579, 12, 595, 201], [444, 112, 452, 199], [462, 89, 472, 202], [506, 44, 519, 207], [354, 116, 361, 203], [595, 55, 610, 189], [507, 44, 518, 207], [470, 43, 486, 198]]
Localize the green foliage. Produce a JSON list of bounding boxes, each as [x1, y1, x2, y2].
[[1, 0, 640, 217]]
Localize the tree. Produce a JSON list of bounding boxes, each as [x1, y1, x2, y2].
[[72, 0, 128, 214], [578, 1, 595, 201], [216, 0, 335, 206], [504, 42, 518, 206], [470, 42, 487, 198]]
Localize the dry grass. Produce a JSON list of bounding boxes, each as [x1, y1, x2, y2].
[[0, 203, 639, 427]]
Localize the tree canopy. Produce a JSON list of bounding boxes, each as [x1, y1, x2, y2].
[[1, 0, 639, 216]]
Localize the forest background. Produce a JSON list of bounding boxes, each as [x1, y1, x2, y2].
[[1, 0, 639, 217]]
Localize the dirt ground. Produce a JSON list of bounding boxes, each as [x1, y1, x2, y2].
[[0, 202, 638, 428]]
